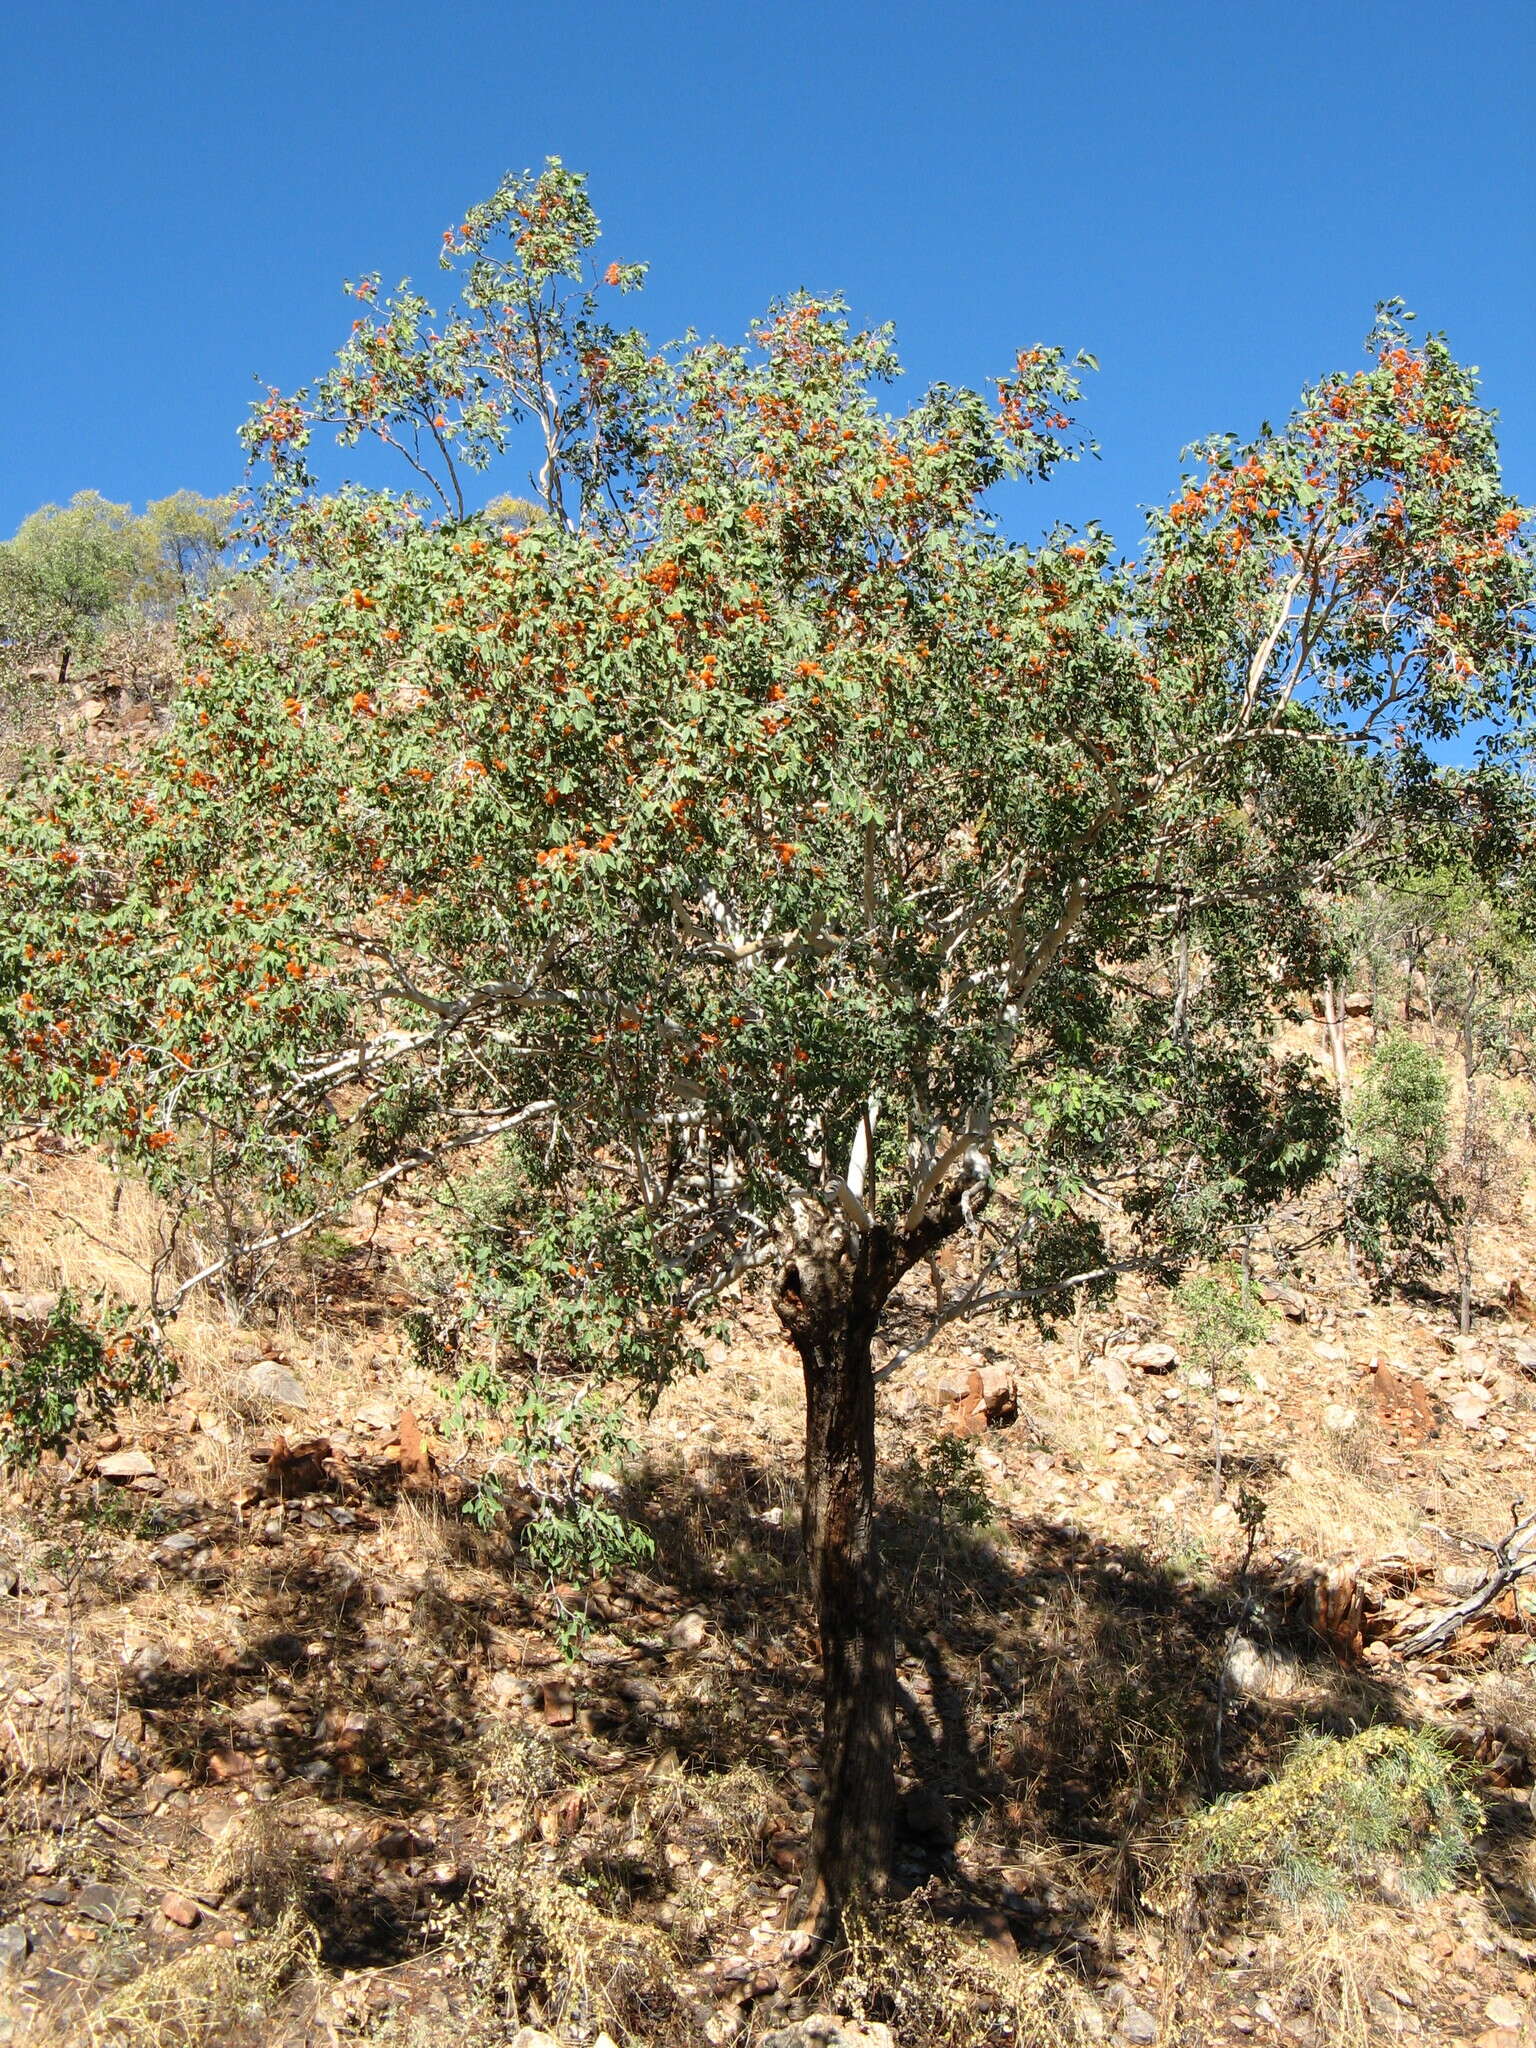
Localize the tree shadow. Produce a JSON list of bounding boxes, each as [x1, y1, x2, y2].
[[54, 1435, 1533, 1988], [631, 1447, 1536, 1959]]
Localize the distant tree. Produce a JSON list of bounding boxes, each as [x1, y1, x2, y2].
[[476, 492, 546, 532], [1341, 778, 1536, 1323], [0, 490, 147, 677], [139, 490, 236, 605], [0, 488, 235, 703], [2, 164, 1532, 1933]]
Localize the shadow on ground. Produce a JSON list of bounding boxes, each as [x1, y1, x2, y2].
[[8, 1443, 1532, 1996]]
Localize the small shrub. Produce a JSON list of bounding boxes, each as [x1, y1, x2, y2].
[[460, 1377, 655, 1651], [0, 1288, 167, 1464], [1168, 1724, 1480, 1915], [444, 1726, 686, 2043], [892, 1433, 993, 1533], [293, 1224, 353, 1271], [835, 1894, 1093, 2047], [92, 1901, 314, 2047], [1346, 1032, 1457, 1281], [1175, 1267, 1274, 1493]]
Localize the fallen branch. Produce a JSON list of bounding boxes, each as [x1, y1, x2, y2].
[[1393, 1507, 1536, 1657]]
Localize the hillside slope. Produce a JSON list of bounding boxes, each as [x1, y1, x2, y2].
[[0, 1109, 1533, 2048]]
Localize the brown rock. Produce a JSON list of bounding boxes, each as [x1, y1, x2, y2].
[[161, 1892, 201, 1928], [536, 1791, 584, 1842], [669, 1610, 709, 1652], [205, 1748, 254, 1784], [142, 1768, 190, 1805], [0, 1290, 59, 1325], [1449, 1382, 1493, 1428], [1363, 1360, 1439, 1445], [1294, 1562, 1366, 1658], [394, 1408, 436, 1487], [1260, 1283, 1308, 1321], [76, 1882, 142, 1925], [1130, 1342, 1179, 1374], [944, 1371, 986, 1435], [540, 1679, 575, 1727], [976, 1364, 1018, 1426], [1098, 1357, 1130, 1397], [973, 1908, 1018, 1961], [241, 1359, 309, 1409], [944, 1364, 1017, 1432], [98, 1449, 156, 1481]]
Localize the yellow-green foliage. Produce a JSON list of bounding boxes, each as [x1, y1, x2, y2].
[[465, 1849, 682, 2044], [1170, 1724, 1480, 1914]]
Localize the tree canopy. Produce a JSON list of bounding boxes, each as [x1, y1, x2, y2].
[[1, 159, 1532, 1928], [0, 487, 234, 673]]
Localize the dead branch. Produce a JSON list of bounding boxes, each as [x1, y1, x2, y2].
[[1393, 1507, 1536, 1657]]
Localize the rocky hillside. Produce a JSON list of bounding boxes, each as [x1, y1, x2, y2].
[[0, 1104, 1533, 2047]]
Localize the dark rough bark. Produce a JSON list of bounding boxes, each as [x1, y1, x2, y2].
[[773, 1190, 971, 1939]]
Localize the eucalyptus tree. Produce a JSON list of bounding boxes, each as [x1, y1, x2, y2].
[[3, 163, 1531, 1930]]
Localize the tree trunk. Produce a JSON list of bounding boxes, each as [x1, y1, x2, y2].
[[1459, 995, 1478, 1338], [791, 1301, 894, 1937], [772, 1187, 976, 1939], [770, 1208, 908, 1936]]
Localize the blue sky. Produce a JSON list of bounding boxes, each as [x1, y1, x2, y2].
[[3, 0, 1532, 553]]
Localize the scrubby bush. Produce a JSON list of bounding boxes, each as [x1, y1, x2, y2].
[[1347, 1031, 1456, 1284], [1171, 1724, 1480, 1915], [0, 1288, 166, 1464]]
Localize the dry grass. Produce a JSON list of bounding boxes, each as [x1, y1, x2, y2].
[[2, 1153, 162, 1309], [829, 1894, 1095, 2048], [436, 1722, 695, 2045], [86, 1903, 315, 2048], [1264, 1436, 1429, 1562], [4, 1131, 1535, 2044]]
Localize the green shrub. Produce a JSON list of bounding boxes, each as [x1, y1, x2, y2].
[[1347, 1032, 1456, 1279], [0, 1288, 168, 1464], [1171, 1724, 1480, 1915], [892, 1432, 993, 1533]]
